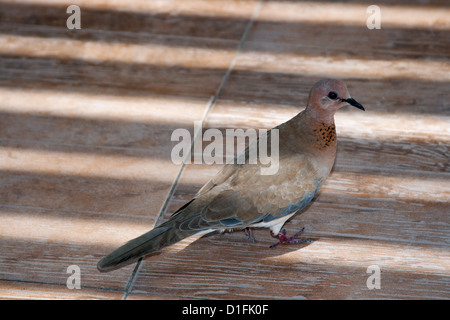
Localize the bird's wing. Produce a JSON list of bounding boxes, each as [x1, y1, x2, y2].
[[195, 162, 242, 198], [195, 127, 278, 197], [170, 151, 323, 232]]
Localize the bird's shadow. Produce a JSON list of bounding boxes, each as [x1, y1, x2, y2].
[[136, 223, 318, 275]]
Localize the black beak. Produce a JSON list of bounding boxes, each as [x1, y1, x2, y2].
[[341, 97, 365, 111]]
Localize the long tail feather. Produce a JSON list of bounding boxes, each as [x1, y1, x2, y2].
[[97, 223, 195, 272]]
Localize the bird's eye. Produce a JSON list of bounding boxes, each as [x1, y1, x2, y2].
[[327, 91, 338, 100]]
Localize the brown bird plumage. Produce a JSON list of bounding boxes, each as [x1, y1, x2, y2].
[[97, 79, 364, 272]]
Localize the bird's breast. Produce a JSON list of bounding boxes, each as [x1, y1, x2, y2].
[[311, 122, 337, 150]]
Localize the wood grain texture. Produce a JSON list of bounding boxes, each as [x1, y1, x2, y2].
[[0, 0, 449, 299]]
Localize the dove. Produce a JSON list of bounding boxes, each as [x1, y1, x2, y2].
[[97, 79, 364, 272]]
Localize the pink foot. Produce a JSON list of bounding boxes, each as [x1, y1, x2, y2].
[[269, 227, 308, 248]]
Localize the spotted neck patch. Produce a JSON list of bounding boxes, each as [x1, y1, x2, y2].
[[312, 123, 336, 149]]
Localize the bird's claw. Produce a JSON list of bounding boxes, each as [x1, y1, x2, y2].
[[269, 227, 309, 248], [244, 227, 256, 243]]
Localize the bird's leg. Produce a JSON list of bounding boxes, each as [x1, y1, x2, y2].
[[269, 227, 308, 248], [244, 227, 256, 243]]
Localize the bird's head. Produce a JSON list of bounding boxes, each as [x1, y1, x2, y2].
[[306, 79, 364, 122]]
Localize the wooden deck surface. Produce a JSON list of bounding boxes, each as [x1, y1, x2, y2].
[[0, 0, 449, 299]]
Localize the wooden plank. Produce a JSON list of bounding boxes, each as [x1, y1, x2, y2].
[[0, 280, 124, 300], [0, 206, 152, 290], [0, 0, 258, 41], [131, 233, 450, 299], [0, 154, 175, 217], [1, 0, 449, 300], [0, 0, 243, 297]]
